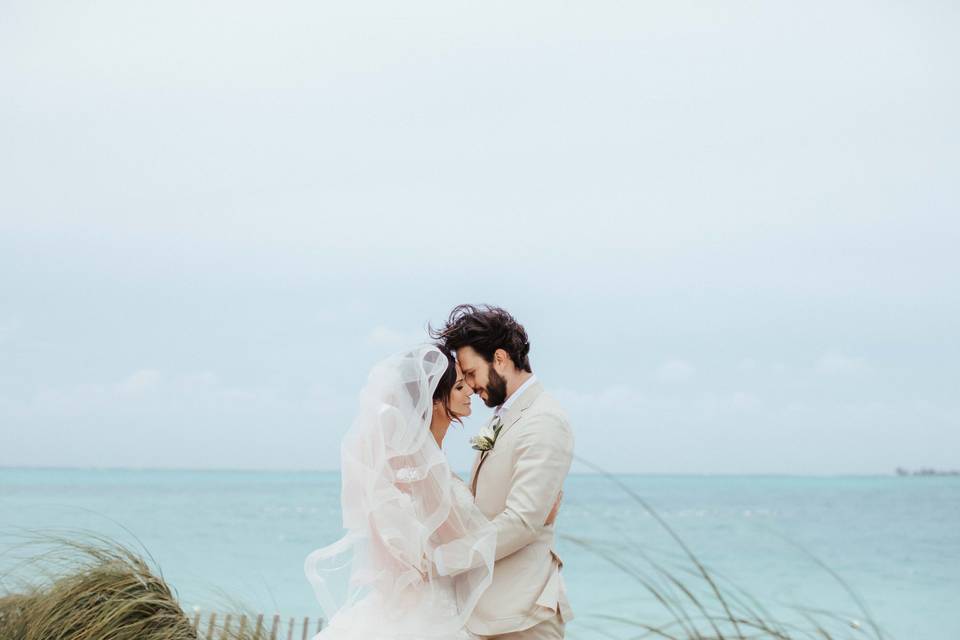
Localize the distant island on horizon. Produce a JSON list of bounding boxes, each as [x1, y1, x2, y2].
[[895, 467, 960, 476]]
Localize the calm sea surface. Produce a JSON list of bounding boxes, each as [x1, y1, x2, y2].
[[1, 469, 957, 639]]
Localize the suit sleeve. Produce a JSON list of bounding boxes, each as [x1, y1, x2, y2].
[[489, 411, 574, 561], [432, 410, 574, 575]]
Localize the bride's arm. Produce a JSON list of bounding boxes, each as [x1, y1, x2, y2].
[[367, 497, 431, 580], [544, 490, 563, 527]]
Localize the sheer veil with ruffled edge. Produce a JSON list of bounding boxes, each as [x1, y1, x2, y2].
[[304, 345, 496, 639]]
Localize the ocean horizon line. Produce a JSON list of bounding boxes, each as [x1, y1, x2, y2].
[[0, 465, 922, 478]]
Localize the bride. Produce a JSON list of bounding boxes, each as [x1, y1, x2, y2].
[[304, 344, 559, 640]]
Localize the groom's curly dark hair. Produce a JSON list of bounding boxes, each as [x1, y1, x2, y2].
[[429, 304, 532, 373]]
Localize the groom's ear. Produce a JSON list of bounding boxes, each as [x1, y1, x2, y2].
[[493, 348, 510, 369]]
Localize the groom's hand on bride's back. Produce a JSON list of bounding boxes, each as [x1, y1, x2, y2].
[[544, 490, 563, 527]]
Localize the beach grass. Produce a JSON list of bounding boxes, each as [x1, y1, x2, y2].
[[0, 534, 267, 640], [565, 457, 893, 640]]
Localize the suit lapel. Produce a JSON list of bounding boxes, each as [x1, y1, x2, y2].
[[495, 381, 544, 440], [469, 381, 544, 495], [470, 414, 499, 494], [469, 450, 483, 489]]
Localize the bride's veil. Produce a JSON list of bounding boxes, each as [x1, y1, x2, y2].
[[304, 345, 496, 633]]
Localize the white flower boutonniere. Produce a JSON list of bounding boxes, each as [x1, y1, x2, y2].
[[470, 425, 497, 452], [470, 418, 503, 452]]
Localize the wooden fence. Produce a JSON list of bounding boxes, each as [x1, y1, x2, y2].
[[191, 612, 324, 640]]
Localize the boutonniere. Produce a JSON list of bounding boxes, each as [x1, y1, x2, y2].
[[470, 417, 503, 452]]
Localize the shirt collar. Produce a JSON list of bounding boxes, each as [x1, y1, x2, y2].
[[494, 374, 538, 417]]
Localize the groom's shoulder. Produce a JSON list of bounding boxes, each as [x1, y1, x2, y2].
[[527, 388, 571, 430], [521, 390, 573, 451]]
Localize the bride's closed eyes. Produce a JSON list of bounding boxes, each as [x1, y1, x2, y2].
[[449, 366, 473, 418]]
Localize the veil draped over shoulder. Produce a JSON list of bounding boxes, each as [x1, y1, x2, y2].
[[304, 345, 496, 638]]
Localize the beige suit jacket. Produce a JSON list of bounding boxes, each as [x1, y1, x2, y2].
[[466, 381, 575, 636]]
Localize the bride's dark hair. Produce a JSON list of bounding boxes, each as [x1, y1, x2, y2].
[[431, 344, 463, 424]]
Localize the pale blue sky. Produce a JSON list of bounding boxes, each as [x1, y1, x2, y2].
[[1, 0, 958, 473]]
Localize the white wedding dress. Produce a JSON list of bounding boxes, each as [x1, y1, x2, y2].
[[305, 346, 496, 640]]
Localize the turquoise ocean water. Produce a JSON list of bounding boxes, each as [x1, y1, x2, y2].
[[1, 469, 957, 639]]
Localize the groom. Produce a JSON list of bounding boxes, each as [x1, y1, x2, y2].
[[433, 305, 574, 640]]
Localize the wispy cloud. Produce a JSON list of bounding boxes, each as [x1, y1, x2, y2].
[[554, 384, 646, 413], [367, 326, 429, 350], [730, 391, 761, 411], [656, 359, 696, 382], [13, 369, 281, 418], [117, 369, 163, 395], [816, 352, 868, 376], [0, 318, 21, 344]]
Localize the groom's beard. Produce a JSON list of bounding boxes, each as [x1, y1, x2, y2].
[[481, 367, 508, 408]]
